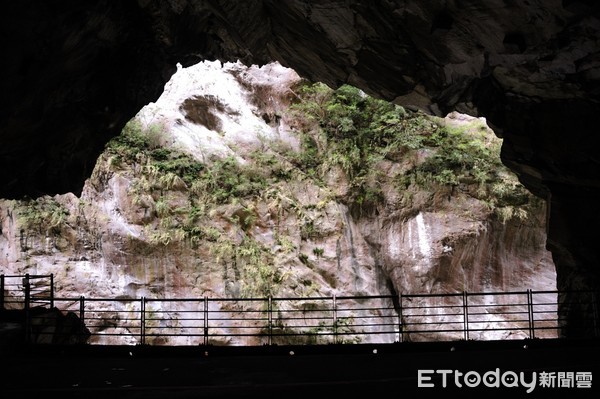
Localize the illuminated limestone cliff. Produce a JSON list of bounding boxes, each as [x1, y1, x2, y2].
[[0, 62, 555, 344]]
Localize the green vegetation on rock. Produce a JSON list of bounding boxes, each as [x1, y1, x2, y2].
[[103, 119, 284, 297], [15, 196, 70, 235], [289, 81, 539, 222], [9, 79, 540, 300]]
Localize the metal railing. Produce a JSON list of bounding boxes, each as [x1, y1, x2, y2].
[[0, 273, 54, 310], [45, 295, 401, 346], [2, 274, 598, 345], [398, 290, 568, 341]]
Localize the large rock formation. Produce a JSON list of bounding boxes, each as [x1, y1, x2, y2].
[[0, 61, 555, 344], [1, 1, 599, 335]]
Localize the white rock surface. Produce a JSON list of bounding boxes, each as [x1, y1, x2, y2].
[[0, 61, 557, 345]]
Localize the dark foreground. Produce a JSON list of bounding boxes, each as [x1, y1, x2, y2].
[[1, 339, 599, 398]]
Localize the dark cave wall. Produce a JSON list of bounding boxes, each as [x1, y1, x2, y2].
[[0, 0, 175, 197], [1, 0, 600, 335]]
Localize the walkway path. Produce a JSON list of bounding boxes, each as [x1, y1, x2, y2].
[[2, 339, 598, 398]]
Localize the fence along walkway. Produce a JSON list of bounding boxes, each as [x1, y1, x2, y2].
[[1, 274, 54, 310], [1, 274, 599, 345]]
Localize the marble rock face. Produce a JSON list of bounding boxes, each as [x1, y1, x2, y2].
[[0, 61, 556, 344]]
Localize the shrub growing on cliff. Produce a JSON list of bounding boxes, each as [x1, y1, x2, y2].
[[106, 120, 205, 188], [105, 119, 151, 163], [290, 82, 419, 212], [290, 81, 538, 221], [15, 196, 70, 235], [192, 156, 269, 203], [208, 236, 283, 298]]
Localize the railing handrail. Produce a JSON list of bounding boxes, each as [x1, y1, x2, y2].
[[0, 274, 53, 279], [33, 289, 600, 302]]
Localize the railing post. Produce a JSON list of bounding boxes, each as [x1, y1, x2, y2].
[[332, 294, 337, 344], [1, 274, 4, 310], [23, 274, 30, 310], [398, 293, 403, 343], [463, 291, 469, 340], [79, 296, 86, 341], [268, 296, 273, 346], [23, 274, 31, 344], [50, 274, 54, 308], [140, 297, 146, 345], [527, 289, 535, 339], [203, 296, 208, 346]]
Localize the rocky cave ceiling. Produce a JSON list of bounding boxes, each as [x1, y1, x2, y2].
[[1, 0, 600, 329]]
